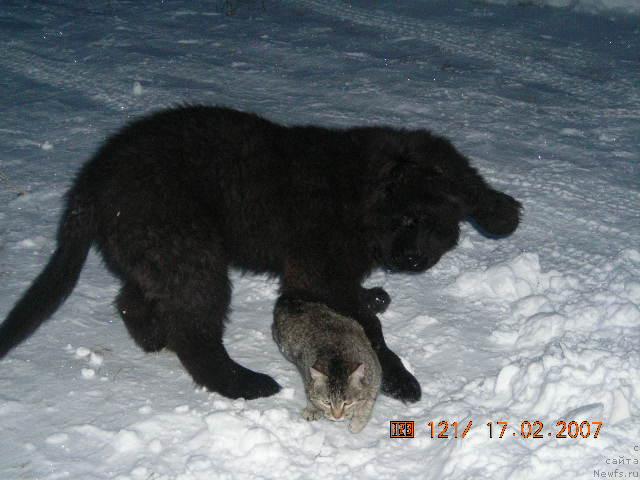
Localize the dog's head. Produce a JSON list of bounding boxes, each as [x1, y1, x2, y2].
[[361, 128, 521, 273]]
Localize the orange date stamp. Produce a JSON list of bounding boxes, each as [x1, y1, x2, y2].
[[484, 420, 603, 439], [390, 420, 604, 439], [390, 421, 415, 438]]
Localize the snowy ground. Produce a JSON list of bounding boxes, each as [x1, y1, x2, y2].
[[0, 1, 638, 479], [481, 0, 640, 16]]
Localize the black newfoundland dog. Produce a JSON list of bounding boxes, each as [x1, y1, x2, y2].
[[0, 106, 520, 402]]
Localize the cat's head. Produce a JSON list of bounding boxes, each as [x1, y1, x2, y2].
[[308, 358, 369, 421]]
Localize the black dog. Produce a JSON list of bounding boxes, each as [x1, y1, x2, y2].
[[0, 106, 520, 402]]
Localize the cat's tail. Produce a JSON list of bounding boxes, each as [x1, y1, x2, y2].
[[0, 183, 95, 358]]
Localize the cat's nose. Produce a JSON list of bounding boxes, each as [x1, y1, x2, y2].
[[331, 406, 345, 420]]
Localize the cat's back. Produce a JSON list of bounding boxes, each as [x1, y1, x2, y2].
[[272, 298, 373, 361]]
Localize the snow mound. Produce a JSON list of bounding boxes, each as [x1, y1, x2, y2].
[[450, 253, 557, 302], [464, 342, 640, 425], [479, 249, 640, 348], [450, 252, 583, 305]]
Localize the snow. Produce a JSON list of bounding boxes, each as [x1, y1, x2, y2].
[[480, 0, 640, 16], [0, 0, 638, 479]]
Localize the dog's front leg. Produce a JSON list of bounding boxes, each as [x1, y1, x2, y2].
[[355, 306, 421, 403]]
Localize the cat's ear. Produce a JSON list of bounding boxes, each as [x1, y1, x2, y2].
[[348, 363, 366, 384], [310, 363, 327, 382]]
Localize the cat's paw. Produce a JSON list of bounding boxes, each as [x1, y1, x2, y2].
[[302, 407, 323, 421], [348, 419, 367, 433]]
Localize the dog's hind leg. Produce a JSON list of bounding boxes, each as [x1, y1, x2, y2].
[[116, 283, 166, 353], [102, 198, 280, 399], [159, 272, 281, 400], [135, 231, 279, 400]]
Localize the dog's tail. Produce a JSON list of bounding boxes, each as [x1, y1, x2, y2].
[[0, 184, 95, 358]]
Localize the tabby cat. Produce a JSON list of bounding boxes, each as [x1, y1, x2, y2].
[[273, 298, 381, 433]]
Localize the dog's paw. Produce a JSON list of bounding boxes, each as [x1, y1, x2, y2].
[[473, 190, 522, 238], [360, 287, 391, 314], [381, 366, 422, 403], [232, 371, 281, 400]]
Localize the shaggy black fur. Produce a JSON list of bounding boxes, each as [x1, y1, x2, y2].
[[0, 106, 521, 401]]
